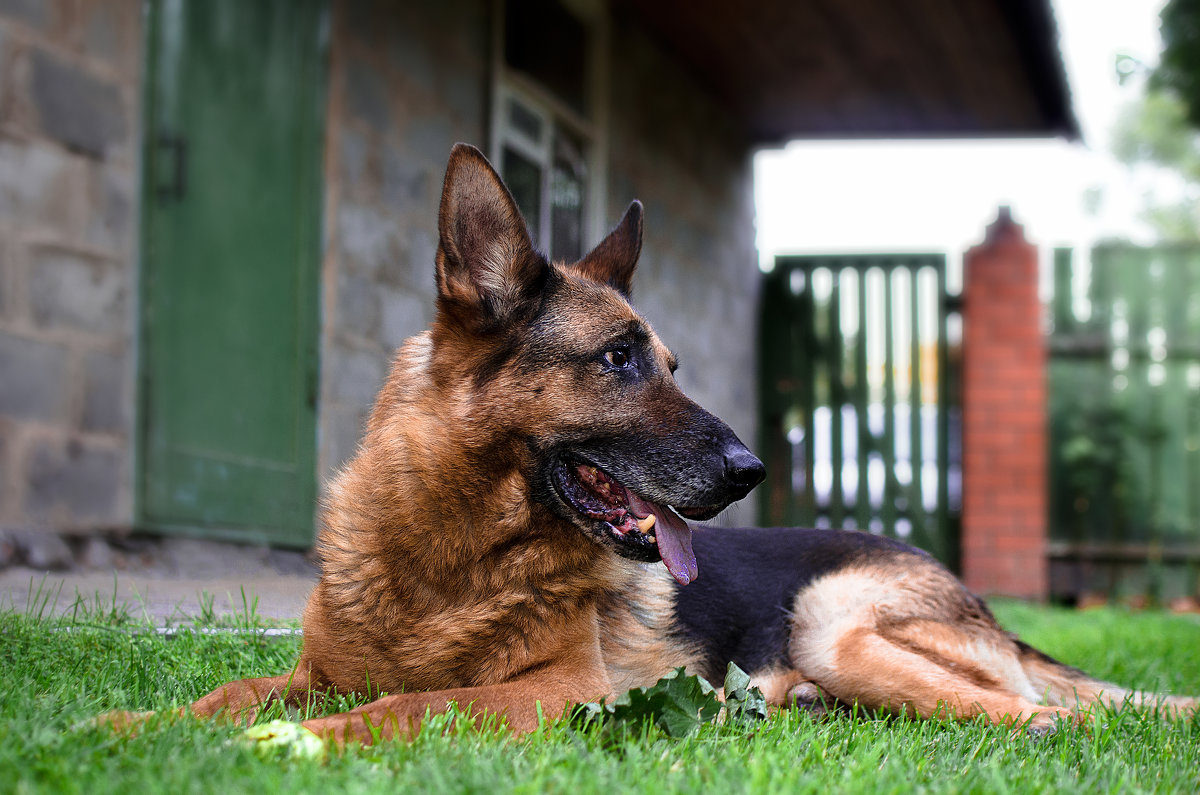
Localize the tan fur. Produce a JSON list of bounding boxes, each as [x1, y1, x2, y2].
[[597, 562, 704, 695]]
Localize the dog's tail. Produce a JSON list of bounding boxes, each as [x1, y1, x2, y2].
[[1015, 640, 1198, 716]]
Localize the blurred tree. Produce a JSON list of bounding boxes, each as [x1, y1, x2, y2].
[[1110, 88, 1200, 241], [1154, 0, 1200, 128]]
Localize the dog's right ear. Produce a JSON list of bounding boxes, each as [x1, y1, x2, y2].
[[435, 143, 548, 331]]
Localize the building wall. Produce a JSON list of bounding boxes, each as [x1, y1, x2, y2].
[[0, 0, 142, 534], [0, 0, 762, 543]]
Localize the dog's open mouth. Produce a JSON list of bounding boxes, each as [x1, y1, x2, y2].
[[552, 459, 720, 585]]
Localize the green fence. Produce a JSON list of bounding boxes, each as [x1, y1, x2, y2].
[[1049, 245, 1200, 602], [759, 254, 962, 568]]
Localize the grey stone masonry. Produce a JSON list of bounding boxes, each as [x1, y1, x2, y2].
[[318, 0, 488, 482], [0, 0, 141, 538]]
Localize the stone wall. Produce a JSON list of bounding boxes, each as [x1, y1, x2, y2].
[[0, 0, 141, 535]]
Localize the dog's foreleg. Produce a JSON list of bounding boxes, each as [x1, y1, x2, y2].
[[189, 666, 324, 724], [299, 667, 609, 746]]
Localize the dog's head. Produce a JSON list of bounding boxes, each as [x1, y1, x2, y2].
[[431, 144, 764, 585]]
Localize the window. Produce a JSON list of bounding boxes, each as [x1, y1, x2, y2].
[[491, 0, 606, 262]]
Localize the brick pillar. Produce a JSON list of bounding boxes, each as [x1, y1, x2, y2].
[[961, 208, 1047, 599]]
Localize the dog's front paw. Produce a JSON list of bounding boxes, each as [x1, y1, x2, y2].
[[85, 709, 160, 735]]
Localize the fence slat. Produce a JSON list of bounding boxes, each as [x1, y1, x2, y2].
[[882, 269, 897, 538], [909, 265, 926, 550], [829, 272, 845, 527], [855, 267, 871, 533]]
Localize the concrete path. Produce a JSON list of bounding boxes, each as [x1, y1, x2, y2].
[[0, 566, 315, 623], [0, 536, 318, 623]]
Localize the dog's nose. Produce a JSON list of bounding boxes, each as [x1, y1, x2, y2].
[[723, 447, 766, 492]]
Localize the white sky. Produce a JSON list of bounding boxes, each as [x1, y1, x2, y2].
[[753, 0, 1170, 268]]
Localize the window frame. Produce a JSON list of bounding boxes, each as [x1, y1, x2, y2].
[[489, 0, 609, 261]]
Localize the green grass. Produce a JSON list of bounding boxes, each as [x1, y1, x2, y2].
[[2, 591, 1199, 794]]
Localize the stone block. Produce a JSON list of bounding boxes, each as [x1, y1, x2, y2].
[[0, 426, 8, 516], [335, 268, 381, 340], [0, 331, 69, 421], [29, 249, 126, 336], [81, 348, 126, 434], [86, 163, 134, 253], [326, 344, 387, 408], [81, 0, 140, 76], [380, 146, 432, 210], [442, 66, 484, 128], [12, 527, 74, 570], [0, 527, 15, 568], [387, 14, 436, 96], [0, 240, 9, 319], [30, 48, 128, 159], [406, 114, 455, 167], [337, 202, 400, 274], [0, 140, 82, 228], [319, 403, 368, 477], [343, 55, 392, 134], [379, 285, 430, 349], [24, 438, 121, 526], [78, 535, 115, 569], [338, 126, 369, 192], [0, 0, 49, 30]]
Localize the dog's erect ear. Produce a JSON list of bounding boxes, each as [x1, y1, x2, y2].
[[436, 143, 547, 330], [569, 201, 643, 297]]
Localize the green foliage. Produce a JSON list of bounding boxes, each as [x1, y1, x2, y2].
[[1155, 0, 1200, 129], [573, 663, 766, 739], [1110, 90, 1200, 241]]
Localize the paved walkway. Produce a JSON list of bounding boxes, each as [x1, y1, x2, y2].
[[0, 537, 318, 623], [0, 566, 315, 623]]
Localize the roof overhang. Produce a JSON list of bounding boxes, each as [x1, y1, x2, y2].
[[611, 0, 1078, 143]]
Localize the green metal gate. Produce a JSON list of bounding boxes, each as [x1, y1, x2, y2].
[[758, 254, 962, 568]]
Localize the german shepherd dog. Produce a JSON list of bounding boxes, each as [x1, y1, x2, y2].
[[115, 144, 1196, 744]]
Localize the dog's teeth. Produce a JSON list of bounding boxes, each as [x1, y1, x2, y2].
[[647, 535, 656, 543], [636, 514, 656, 533]]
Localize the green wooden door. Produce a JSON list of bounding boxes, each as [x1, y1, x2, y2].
[[138, 0, 328, 547]]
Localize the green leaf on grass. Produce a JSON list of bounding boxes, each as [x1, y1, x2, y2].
[[722, 662, 768, 724], [572, 663, 766, 738]]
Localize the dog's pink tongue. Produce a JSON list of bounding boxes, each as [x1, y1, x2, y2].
[[628, 494, 698, 586]]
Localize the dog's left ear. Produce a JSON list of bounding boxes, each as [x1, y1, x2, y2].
[[569, 201, 643, 297], [436, 143, 548, 331]]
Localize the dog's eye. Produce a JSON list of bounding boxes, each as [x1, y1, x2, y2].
[[603, 348, 631, 368]]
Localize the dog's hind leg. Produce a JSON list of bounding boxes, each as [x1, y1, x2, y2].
[[787, 567, 1075, 733], [795, 620, 1074, 734], [1016, 640, 1198, 717]]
